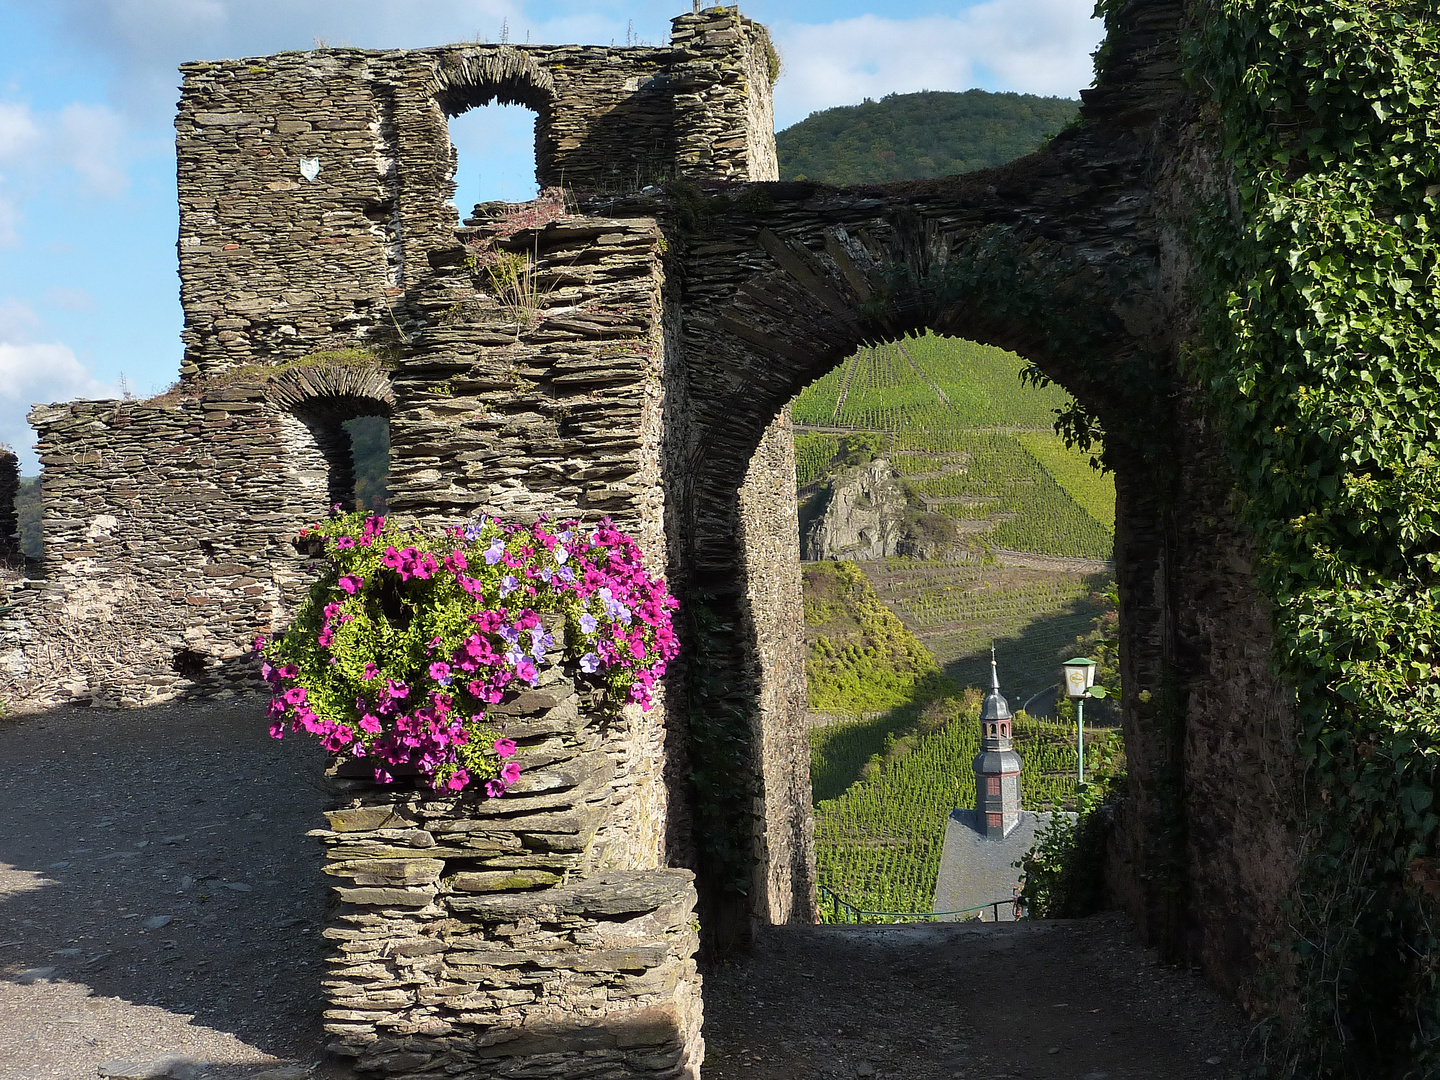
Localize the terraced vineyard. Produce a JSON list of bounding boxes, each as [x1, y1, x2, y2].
[[793, 332, 1115, 563], [863, 560, 1107, 701], [812, 699, 1121, 919], [1016, 430, 1116, 532], [796, 333, 1124, 920], [792, 335, 1071, 431]]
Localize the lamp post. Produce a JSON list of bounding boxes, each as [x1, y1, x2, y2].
[[1062, 657, 1097, 786]]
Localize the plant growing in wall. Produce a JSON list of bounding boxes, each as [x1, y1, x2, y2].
[[259, 511, 680, 794]]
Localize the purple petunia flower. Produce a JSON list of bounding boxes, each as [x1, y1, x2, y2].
[[579, 613, 598, 635], [484, 538, 505, 565], [580, 652, 600, 674], [499, 574, 518, 597]]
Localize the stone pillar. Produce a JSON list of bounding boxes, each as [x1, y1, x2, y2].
[[735, 411, 816, 925], [317, 663, 703, 1080]]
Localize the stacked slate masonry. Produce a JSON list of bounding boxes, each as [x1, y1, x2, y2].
[[0, 0, 1323, 1073], [3, 10, 799, 1079]]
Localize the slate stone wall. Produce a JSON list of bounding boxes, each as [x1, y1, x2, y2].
[[318, 657, 703, 1079], [3, 366, 392, 708], [0, 10, 781, 1078], [172, 9, 779, 381]]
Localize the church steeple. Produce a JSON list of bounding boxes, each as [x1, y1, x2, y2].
[[973, 647, 1023, 839]]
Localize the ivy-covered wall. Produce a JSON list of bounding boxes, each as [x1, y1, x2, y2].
[[1186, 0, 1440, 1073]]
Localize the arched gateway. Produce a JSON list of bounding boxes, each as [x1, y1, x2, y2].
[[3, 4, 1308, 1077]]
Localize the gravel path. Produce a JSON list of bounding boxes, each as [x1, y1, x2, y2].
[[0, 703, 332, 1080], [702, 918, 1253, 1080], [2, 703, 1254, 1080]]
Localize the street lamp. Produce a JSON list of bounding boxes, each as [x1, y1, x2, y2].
[[1062, 657, 1098, 785]]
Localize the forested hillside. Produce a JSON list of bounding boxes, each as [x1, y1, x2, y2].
[[777, 89, 1078, 185]]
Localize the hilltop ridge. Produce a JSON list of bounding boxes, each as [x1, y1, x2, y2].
[[777, 88, 1079, 186]]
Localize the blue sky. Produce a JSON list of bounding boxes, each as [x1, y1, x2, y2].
[[0, 0, 1101, 472]]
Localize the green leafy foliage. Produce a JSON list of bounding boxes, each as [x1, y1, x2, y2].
[[1018, 773, 1120, 919], [1187, 2, 1440, 1073], [776, 89, 1078, 186], [804, 560, 948, 717]]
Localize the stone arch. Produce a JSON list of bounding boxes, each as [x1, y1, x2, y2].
[[431, 47, 557, 116], [431, 49, 556, 212], [265, 362, 395, 516], [670, 174, 1173, 942]]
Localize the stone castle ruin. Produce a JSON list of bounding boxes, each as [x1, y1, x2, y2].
[[0, 2, 1305, 1076]]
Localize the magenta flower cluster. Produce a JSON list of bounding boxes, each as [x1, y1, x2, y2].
[[258, 511, 680, 795]]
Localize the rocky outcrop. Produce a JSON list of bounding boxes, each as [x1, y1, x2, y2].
[[802, 458, 953, 562], [802, 458, 906, 561]]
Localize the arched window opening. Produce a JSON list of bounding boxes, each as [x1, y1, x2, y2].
[[279, 399, 392, 526], [447, 103, 540, 221], [793, 330, 1122, 925]]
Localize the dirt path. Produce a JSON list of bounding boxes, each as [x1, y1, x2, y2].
[[1, 704, 1252, 1080], [702, 919, 1252, 1080], [0, 703, 332, 1080]]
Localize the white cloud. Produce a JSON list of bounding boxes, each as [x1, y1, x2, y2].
[[0, 300, 120, 471], [55, 104, 130, 196], [0, 342, 115, 405], [0, 186, 19, 249], [771, 0, 1102, 129], [0, 100, 134, 210], [0, 299, 42, 340], [0, 103, 41, 160], [52, 0, 530, 115]]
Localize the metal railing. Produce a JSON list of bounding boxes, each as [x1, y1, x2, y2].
[[818, 884, 1025, 925]]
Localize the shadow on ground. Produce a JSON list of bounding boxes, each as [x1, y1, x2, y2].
[[701, 917, 1251, 1080], [0, 701, 332, 1078]]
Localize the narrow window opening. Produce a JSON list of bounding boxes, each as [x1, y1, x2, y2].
[[16, 474, 41, 561], [345, 415, 390, 515]]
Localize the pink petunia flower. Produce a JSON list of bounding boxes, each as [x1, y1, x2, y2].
[[493, 737, 517, 758]]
